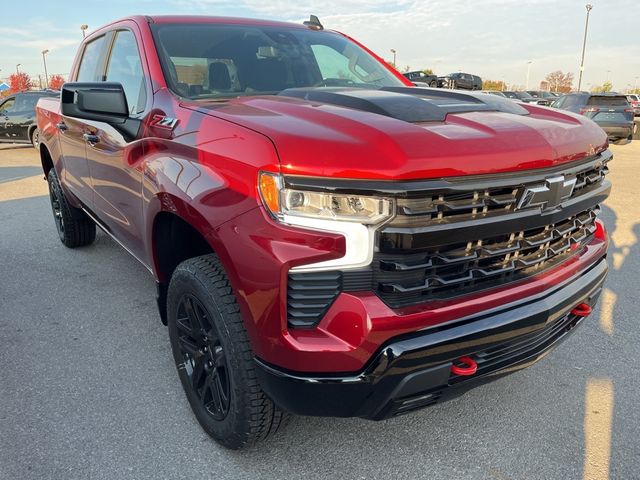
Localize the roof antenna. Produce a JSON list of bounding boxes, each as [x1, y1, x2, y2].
[[303, 15, 323, 30]]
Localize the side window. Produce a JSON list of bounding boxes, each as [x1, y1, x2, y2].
[[0, 98, 15, 113], [564, 96, 578, 108], [77, 36, 106, 82], [105, 30, 147, 114], [13, 95, 38, 112]]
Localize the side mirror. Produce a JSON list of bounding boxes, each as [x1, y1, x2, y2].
[[61, 82, 128, 123], [61, 82, 140, 140]]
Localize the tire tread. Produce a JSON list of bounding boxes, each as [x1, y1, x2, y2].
[[170, 254, 288, 449]]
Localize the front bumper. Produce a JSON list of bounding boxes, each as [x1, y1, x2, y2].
[[256, 257, 607, 419], [599, 123, 633, 140]]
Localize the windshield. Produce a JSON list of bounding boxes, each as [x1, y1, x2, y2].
[[152, 23, 405, 99]]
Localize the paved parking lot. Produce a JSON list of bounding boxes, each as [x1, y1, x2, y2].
[[1, 142, 638, 480]]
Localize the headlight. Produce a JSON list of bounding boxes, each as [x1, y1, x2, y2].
[[258, 172, 394, 271], [259, 172, 392, 224]]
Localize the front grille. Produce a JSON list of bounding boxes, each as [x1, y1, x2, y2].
[[287, 152, 611, 323], [287, 272, 342, 327], [374, 208, 598, 308], [388, 158, 609, 228]]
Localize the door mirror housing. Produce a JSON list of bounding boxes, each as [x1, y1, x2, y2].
[[61, 82, 140, 140], [61, 82, 128, 122]]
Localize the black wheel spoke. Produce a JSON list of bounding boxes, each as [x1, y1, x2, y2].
[[214, 370, 229, 407], [182, 296, 198, 327], [191, 358, 207, 391], [206, 372, 224, 415], [175, 292, 231, 420], [213, 345, 225, 366], [177, 335, 199, 358], [176, 316, 195, 337]]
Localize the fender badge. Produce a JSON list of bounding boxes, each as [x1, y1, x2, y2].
[[149, 114, 178, 130]]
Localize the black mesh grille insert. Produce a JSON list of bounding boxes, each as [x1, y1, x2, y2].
[[374, 208, 598, 308], [287, 272, 342, 327]]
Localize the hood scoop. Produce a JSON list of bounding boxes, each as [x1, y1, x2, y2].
[[279, 86, 529, 123]]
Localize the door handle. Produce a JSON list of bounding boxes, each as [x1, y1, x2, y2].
[[83, 133, 99, 144], [56, 122, 67, 132]]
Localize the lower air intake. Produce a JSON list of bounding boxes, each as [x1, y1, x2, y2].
[[287, 272, 342, 328]]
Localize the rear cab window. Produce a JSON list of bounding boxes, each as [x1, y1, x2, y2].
[[76, 35, 107, 81]]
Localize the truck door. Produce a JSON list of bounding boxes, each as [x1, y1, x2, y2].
[[58, 34, 109, 207], [85, 28, 149, 261]]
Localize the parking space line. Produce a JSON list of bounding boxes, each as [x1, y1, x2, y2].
[[598, 288, 616, 336], [582, 377, 614, 480]]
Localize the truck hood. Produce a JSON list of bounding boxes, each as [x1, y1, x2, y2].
[[185, 87, 607, 180]]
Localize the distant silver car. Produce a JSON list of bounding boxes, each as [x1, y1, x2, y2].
[[502, 91, 550, 106], [480, 90, 507, 97]]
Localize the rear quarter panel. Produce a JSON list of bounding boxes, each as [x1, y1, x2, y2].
[[36, 96, 64, 177]]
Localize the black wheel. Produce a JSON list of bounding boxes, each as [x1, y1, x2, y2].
[[167, 254, 288, 449], [429, 80, 437, 87], [30, 128, 40, 149], [47, 170, 96, 247]]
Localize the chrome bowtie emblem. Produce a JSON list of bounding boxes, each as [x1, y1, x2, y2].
[[517, 175, 577, 211]]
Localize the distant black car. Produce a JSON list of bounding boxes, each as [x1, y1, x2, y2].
[[551, 93, 634, 144], [403, 71, 438, 87], [438, 72, 482, 90], [0, 90, 57, 148]]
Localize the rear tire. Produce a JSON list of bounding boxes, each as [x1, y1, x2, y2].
[[167, 254, 288, 449], [47, 170, 96, 248], [429, 80, 437, 87]]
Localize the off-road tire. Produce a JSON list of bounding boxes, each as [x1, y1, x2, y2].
[[167, 254, 288, 449], [47, 170, 96, 247]]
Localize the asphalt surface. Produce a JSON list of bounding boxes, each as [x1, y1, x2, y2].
[[1, 142, 639, 480]]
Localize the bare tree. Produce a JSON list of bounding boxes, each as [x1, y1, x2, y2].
[[545, 71, 574, 93]]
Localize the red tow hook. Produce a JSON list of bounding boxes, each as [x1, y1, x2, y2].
[[571, 302, 592, 317], [451, 356, 478, 376]]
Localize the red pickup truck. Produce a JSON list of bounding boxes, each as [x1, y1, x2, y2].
[[37, 15, 611, 449]]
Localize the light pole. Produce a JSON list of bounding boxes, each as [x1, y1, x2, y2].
[[390, 49, 397, 69], [16, 64, 21, 74], [606, 70, 611, 83], [42, 49, 50, 89], [577, 4, 593, 92], [80, 24, 88, 38], [525, 61, 532, 90], [635, 76, 639, 91]]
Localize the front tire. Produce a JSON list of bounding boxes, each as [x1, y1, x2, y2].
[[31, 128, 40, 149], [167, 254, 287, 449], [47, 170, 96, 248]]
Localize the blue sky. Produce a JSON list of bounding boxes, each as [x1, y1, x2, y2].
[[1, 0, 638, 91]]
